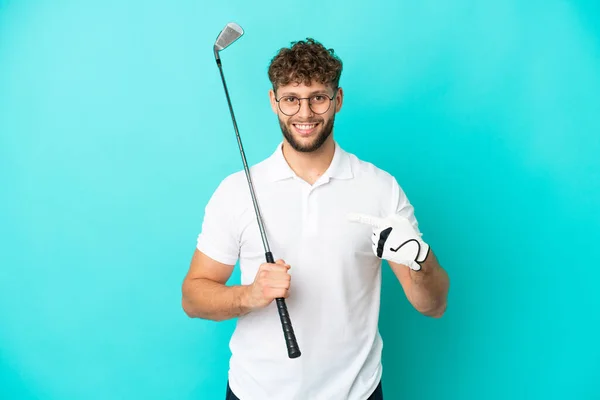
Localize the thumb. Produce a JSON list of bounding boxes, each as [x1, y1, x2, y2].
[[275, 259, 290, 269], [347, 212, 388, 229]]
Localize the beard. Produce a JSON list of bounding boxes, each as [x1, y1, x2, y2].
[[279, 116, 335, 153]]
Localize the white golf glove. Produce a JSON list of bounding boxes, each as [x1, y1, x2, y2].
[[348, 212, 429, 271]]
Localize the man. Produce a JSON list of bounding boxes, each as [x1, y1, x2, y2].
[[182, 38, 450, 400]]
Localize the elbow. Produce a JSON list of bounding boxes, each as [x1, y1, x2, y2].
[[181, 282, 201, 319], [182, 297, 212, 320], [426, 307, 446, 319], [181, 297, 197, 318], [418, 301, 447, 319], [424, 277, 449, 319], [181, 286, 218, 321]]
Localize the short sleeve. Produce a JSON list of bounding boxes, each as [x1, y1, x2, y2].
[[196, 177, 240, 266], [390, 177, 422, 235]]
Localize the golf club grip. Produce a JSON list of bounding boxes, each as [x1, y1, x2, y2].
[[265, 251, 301, 359]]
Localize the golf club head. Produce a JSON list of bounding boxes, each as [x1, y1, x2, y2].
[[214, 22, 244, 54]]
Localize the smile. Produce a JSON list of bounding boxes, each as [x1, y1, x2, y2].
[[292, 123, 319, 136]]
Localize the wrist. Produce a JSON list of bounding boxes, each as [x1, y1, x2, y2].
[[238, 285, 255, 314]]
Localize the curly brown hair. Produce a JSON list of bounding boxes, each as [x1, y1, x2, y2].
[[268, 38, 343, 93]]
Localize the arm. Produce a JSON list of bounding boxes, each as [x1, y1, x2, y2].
[[181, 249, 292, 321], [183, 176, 253, 321], [181, 249, 250, 321], [389, 249, 449, 318], [348, 197, 450, 318], [185, 175, 292, 321]]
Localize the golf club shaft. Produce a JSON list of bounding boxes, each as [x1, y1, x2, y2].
[[215, 59, 301, 359]]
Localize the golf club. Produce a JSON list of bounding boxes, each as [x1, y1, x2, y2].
[[213, 22, 301, 359]]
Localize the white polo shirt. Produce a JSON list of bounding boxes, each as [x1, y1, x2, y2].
[[196, 141, 420, 400]]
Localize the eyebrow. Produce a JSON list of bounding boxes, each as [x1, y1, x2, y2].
[[279, 90, 330, 97]]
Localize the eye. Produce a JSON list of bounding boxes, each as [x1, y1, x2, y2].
[[283, 96, 298, 103], [311, 95, 326, 103]]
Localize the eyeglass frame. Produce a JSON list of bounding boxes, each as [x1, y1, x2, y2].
[[274, 88, 339, 116]]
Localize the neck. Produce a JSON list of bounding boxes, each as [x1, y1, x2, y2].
[[281, 137, 336, 185]]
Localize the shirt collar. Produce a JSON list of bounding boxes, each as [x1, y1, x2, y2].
[[267, 141, 353, 182]]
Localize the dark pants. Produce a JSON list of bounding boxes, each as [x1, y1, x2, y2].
[[226, 380, 383, 400]]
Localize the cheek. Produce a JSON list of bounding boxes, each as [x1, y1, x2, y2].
[[320, 113, 334, 126], [279, 116, 291, 126]]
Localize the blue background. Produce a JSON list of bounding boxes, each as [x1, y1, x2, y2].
[[1, 0, 599, 399]]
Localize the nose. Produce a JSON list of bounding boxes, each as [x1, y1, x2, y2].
[[296, 98, 314, 118]]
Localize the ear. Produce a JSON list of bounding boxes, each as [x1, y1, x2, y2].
[[269, 89, 278, 115], [334, 87, 344, 113]]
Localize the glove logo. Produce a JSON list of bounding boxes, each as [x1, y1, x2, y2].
[[376, 227, 392, 258]]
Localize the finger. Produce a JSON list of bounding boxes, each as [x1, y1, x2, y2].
[[265, 284, 290, 294], [274, 259, 291, 270], [266, 287, 289, 299], [261, 263, 290, 272], [266, 279, 291, 289], [259, 271, 291, 285], [266, 271, 291, 280], [262, 287, 289, 299], [347, 212, 388, 229]]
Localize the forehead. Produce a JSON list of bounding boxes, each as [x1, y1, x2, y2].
[[277, 81, 333, 96]]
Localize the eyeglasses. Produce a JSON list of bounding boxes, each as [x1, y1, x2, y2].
[[275, 90, 337, 116]]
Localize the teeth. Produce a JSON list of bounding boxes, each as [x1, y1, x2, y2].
[[295, 124, 316, 130]]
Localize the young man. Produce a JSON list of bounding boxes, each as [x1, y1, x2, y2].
[[182, 38, 450, 400]]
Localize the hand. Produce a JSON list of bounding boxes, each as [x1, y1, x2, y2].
[[245, 259, 292, 311], [348, 212, 429, 271]]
